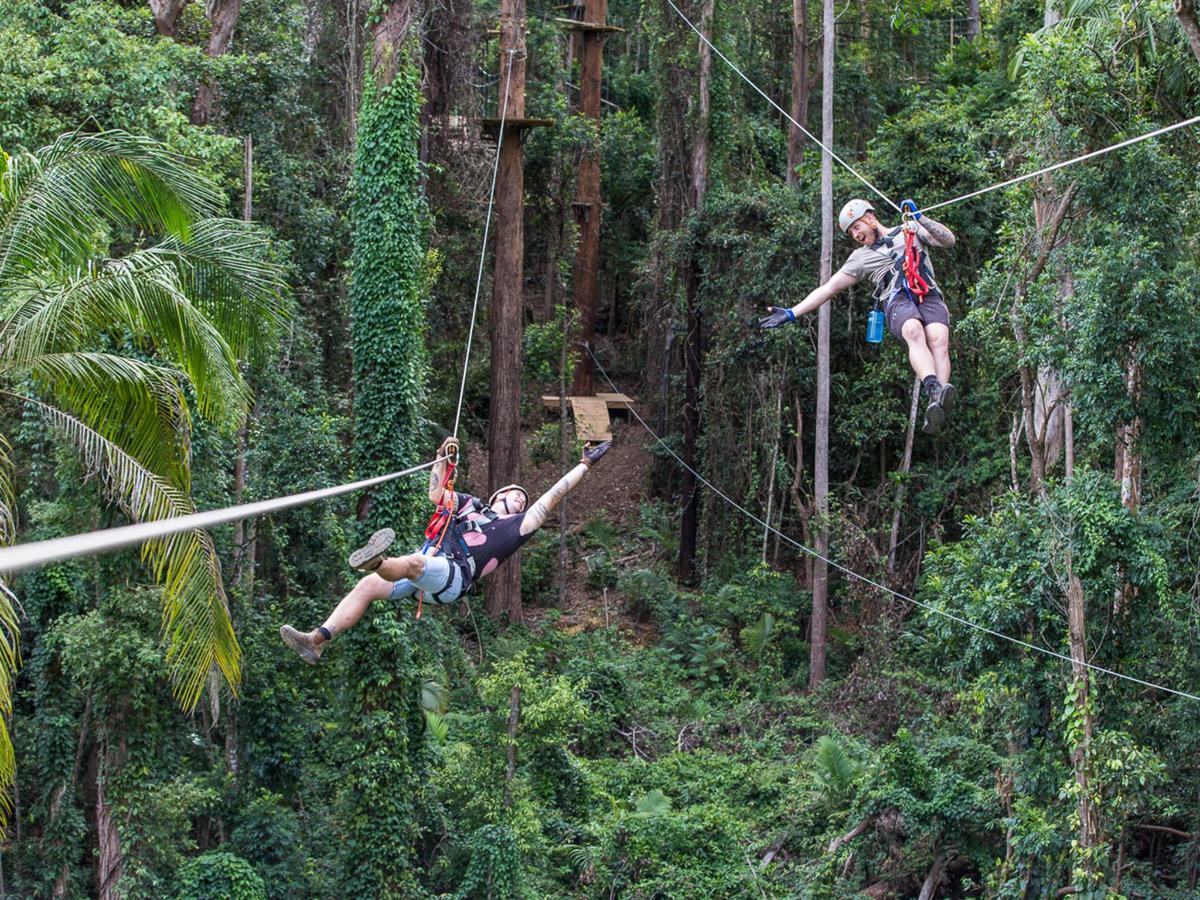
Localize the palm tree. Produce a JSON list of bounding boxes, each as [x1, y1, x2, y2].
[[0, 129, 285, 817]]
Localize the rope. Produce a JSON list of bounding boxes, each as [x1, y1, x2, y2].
[[663, 0, 901, 213], [454, 50, 518, 438], [923, 114, 1200, 213], [584, 344, 1200, 703], [0, 457, 445, 576]]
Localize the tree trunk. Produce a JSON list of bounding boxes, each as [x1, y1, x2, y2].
[[148, 0, 189, 37], [787, 0, 810, 180], [95, 733, 125, 900], [918, 853, 947, 900], [1117, 357, 1143, 512], [676, 0, 713, 584], [887, 377, 920, 581], [1067, 567, 1099, 853], [569, 0, 608, 395], [809, 0, 834, 691], [503, 684, 520, 807], [1175, 0, 1200, 65], [191, 0, 244, 125], [487, 0, 528, 621], [967, 0, 981, 39]]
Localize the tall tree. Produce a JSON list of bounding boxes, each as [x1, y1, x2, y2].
[[787, 0, 810, 180], [191, 0, 244, 125], [147, 0, 189, 37], [343, 2, 429, 889], [487, 0, 529, 620], [676, 0, 713, 584], [808, 0, 833, 690], [569, 0, 609, 396]]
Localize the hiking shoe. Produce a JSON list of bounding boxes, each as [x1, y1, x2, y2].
[[280, 625, 322, 665], [939, 383, 958, 419], [348, 527, 395, 572], [922, 398, 945, 436]]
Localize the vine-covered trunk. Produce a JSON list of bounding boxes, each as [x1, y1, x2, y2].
[[342, 8, 429, 891]]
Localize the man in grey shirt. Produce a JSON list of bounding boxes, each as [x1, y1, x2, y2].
[[758, 198, 958, 435]]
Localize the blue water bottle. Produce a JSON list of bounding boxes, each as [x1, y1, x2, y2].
[[866, 305, 885, 344]]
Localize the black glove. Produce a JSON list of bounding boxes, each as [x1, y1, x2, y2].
[[900, 199, 922, 220], [758, 306, 796, 329], [582, 441, 611, 466]]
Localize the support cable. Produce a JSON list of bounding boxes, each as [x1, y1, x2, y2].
[[663, 0, 901, 212], [922, 114, 1200, 213], [453, 49, 517, 438], [0, 458, 444, 576], [584, 343, 1200, 703]]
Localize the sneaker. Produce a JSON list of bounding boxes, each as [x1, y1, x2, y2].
[[922, 397, 945, 435], [939, 383, 958, 419], [280, 625, 322, 665], [348, 527, 395, 572]]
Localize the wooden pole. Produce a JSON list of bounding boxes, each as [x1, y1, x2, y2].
[[569, 0, 608, 395], [809, 0, 834, 690], [487, 3, 528, 622]]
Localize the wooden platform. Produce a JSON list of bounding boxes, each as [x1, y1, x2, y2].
[[540, 392, 635, 441]]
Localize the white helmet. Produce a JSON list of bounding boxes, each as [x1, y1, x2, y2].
[[838, 199, 875, 233]]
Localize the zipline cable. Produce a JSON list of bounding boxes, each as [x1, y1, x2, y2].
[[922, 114, 1200, 213], [454, 49, 518, 438], [584, 343, 1200, 703], [0, 458, 445, 576], [663, 0, 901, 213]]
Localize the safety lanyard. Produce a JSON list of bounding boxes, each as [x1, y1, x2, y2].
[[902, 226, 930, 303]]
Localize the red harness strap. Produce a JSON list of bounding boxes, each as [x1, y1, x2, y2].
[[903, 227, 931, 303]]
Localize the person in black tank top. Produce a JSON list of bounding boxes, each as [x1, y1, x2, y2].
[[279, 439, 611, 664]]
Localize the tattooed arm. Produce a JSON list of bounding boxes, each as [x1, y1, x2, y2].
[[429, 437, 459, 505], [918, 216, 956, 248], [520, 441, 611, 536]]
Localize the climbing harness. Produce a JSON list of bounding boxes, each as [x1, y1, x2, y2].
[[583, 342, 1200, 704], [901, 221, 931, 303]]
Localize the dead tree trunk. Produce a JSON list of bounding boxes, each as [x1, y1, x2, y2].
[[191, 0, 244, 125], [786, 0, 810, 180], [808, 0, 834, 691], [487, 1, 528, 621], [569, 0, 608, 395], [1067, 565, 1100, 853], [887, 377, 920, 581], [676, 0, 713, 584]]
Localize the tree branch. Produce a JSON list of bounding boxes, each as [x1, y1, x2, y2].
[[827, 815, 874, 854]]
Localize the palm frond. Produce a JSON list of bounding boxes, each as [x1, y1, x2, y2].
[[2, 254, 250, 429], [20, 395, 240, 710], [150, 219, 287, 362], [0, 577, 18, 826], [27, 352, 192, 489], [0, 130, 222, 284]]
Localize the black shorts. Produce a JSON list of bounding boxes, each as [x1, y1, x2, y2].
[[886, 289, 950, 341]]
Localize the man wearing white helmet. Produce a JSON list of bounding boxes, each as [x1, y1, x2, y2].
[[758, 198, 958, 435]]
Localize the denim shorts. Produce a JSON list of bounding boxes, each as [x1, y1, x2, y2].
[[387, 552, 466, 605]]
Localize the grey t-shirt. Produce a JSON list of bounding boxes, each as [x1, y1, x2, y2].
[[836, 224, 940, 300]]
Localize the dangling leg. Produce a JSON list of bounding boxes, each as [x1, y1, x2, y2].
[[899, 318, 946, 436], [280, 571, 397, 664], [924, 322, 956, 418]]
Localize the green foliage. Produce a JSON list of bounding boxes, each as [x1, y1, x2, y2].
[[455, 824, 527, 900], [174, 851, 267, 900]]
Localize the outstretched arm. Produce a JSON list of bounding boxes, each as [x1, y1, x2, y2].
[[759, 270, 857, 328], [519, 441, 611, 536]]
